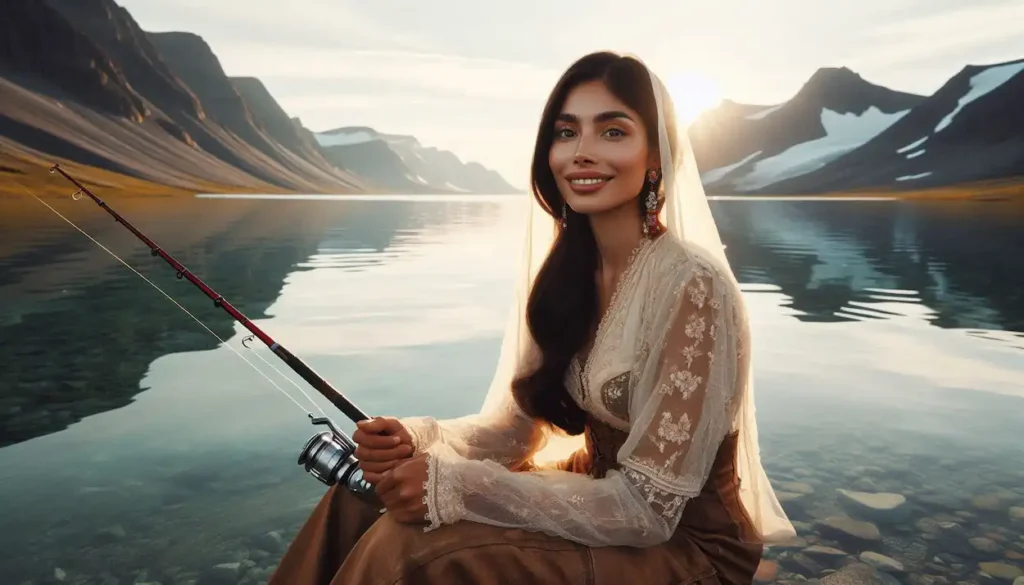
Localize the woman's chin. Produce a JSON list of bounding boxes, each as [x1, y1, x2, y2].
[[568, 196, 636, 217]]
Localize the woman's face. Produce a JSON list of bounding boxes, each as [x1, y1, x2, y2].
[[548, 80, 651, 218]]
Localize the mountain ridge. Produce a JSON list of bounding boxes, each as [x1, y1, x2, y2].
[[749, 57, 1024, 194], [691, 59, 1024, 195], [314, 126, 520, 194], [1, 0, 1016, 198], [690, 66, 927, 193], [0, 0, 517, 195]]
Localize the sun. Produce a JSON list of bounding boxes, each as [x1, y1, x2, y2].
[[663, 71, 723, 124]]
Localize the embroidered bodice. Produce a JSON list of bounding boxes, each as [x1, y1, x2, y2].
[[401, 235, 748, 547]]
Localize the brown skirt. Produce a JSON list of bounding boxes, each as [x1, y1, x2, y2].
[[267, 484, 722, 585], [268, 429, 763, 585]]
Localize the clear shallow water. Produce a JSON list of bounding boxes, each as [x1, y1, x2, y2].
[[0, 194, 1022, 584]]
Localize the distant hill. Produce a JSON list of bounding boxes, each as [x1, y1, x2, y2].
[[315, 127, 520, 194]]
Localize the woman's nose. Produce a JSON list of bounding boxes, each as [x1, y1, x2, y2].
[[573, 151, 596, 166]]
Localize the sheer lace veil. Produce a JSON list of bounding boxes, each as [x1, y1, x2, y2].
[[477, 53, 796, 544]]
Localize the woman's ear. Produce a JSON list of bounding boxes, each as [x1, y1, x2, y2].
[[646, 149, 661, 170]]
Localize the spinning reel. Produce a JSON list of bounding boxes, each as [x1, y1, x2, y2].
[[297, 415, 374, 495]]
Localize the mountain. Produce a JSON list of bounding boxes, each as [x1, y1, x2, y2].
[[230, 77, 324, 163], [0, 0, 513, 195], [0, 0, 352, 192], [145, 31, 361, 189], [754, 58, 1024, 194], [0, 0, 147, 121], [315, 127, 521, 194], [691, 67, 927, 194]]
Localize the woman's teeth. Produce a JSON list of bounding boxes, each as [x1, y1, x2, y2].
[[570, 178, 608, 185]]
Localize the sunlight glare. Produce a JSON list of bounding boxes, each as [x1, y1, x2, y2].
[[664, 71, 723, 124]]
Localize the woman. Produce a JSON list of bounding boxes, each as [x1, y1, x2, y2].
[[268, 51, 796, 585]]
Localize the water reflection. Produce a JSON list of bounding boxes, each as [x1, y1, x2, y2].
[[0, 195, 1021, 584], [717, 198, 1024, 342], [0, 196, 511, 448]]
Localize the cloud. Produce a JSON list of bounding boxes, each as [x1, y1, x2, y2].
[[843, 2, 1024, 70], [121, 0, 442, 51], [215, 44, 562, 103], [115, 0, 1024, 182], [280, 92, 465, 112]]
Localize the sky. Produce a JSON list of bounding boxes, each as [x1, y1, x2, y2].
[[117, 0, 1024, 188]]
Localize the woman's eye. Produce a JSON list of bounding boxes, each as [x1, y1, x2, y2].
[[556, 127, 576, 139], [604, 128, 625, 138]]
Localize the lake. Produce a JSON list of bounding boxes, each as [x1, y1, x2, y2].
[[1, 193, 1022, 585]]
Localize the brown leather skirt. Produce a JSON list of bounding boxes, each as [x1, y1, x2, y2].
[[267, 431, 762, 585]]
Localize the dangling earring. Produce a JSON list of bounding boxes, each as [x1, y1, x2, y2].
[[643, 169, 659, 237], [561, 202, 568, 229]]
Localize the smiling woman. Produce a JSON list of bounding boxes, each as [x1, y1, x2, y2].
[[266, 50, 795, 585]]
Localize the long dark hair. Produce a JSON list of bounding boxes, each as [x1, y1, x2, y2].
[[510, 52, 670, 436]]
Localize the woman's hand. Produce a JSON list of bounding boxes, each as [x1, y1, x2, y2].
[[353, 417, 415, 485], [377, 452, 430, 524]]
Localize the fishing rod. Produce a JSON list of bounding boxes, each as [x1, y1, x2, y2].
[[44, 164, 374, 495]]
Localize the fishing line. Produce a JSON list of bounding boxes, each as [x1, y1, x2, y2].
[[13, 167, 374, 494], [18, 183, 327, 418]]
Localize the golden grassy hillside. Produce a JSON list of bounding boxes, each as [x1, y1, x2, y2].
[[0, 150, 289, 199], [760, 177, 1024, 200]]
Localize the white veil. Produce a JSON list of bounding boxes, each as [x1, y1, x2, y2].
[[476, 54, 796, 544]]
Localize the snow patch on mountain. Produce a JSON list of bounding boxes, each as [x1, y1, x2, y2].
[[711, 106, 910, 191], [896, 136, 929, 153], [701, 150, 762, 184], [896, 172, 933, 182], [315, 130, 375, 147], [934, 61, 1024, 133]]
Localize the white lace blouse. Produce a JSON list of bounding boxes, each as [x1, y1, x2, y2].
[[401, 235, 748, 548]]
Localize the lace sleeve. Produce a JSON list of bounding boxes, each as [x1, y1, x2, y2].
[[400, 389, 547, 470], [419, 265, 740, 547], [617, 262, 739, 534]]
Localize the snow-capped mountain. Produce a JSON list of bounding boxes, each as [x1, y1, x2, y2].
[[690, 67, 926, 194], [315, 127, 520, 194], [757, 58, 1024, 194]]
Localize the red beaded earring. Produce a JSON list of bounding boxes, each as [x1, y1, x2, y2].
[[643, 169, 660, 236]]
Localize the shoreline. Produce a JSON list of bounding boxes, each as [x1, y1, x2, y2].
[[719, 177, 1024, 202], [5, 153, 1022, 203]]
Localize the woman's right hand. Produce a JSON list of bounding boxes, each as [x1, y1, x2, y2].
[[352, 416, 415, 485]]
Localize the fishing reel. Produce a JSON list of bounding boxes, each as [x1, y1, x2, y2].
[[297, 415, 374, 495]]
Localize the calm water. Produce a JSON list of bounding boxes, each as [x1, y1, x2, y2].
[[0, 193, 1022, 584]]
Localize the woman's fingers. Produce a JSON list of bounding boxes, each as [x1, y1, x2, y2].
[[353, 417, 415, 491], [352, 428, 403, 450], [358, 458, 405, 476], [377, 470, 398, 497], [355, 443, 412, 462], [356, 416, 403, 435], [358, 459, 401, 474], [362, 471, 385, 485]]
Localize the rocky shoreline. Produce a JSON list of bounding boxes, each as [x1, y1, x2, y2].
[[11, 452, 1024, 585], [757, 480, 1024, 585]]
